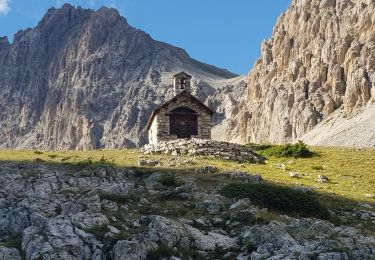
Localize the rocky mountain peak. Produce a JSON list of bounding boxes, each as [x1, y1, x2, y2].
[[0, 36, 9, 47], [225, 0, 375, 146], [0, 5, 243, 150], [37, 4, 92, 30]]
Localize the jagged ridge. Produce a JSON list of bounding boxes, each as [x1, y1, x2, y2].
[[226, 0, 375, 146], [0, 4, 243, 150]]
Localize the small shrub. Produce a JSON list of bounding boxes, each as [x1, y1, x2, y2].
[[103, 231, 129, 255], [95, 156, 114, 167], [212, 246, 226, 259], [99, 192, 139, 204], [311, 165, 324, 171], [158, 174, 178, 187], [33, 151, 43, 155], [244, 241, 257, 253], [261, 141, 314, 158], [61, 156, 72, 162], [77, 156, 114, 169], [246, 143, 273, 151], [4, 235, 22, 251], [308, 252, 319, 260], [21, 169, 39, 180], [55, 205, 62, 216], [220, 183, 329, 219], [77, 157, 93, 168], [85, 224, 108, 240], [48, 154, 58, 159], [59, 189, 77, 195], [146, 244, 175, 260], [134, 169, 149, 178]]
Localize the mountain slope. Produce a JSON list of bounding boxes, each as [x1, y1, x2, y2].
[[0, 4, 244, 150], [226, 0, 375, 146]]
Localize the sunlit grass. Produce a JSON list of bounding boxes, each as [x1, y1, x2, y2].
[[0, 146, 374, 206]]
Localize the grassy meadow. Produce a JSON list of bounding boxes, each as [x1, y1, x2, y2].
[[0, 145, 374, 209]]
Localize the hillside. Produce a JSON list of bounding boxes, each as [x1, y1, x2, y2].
[[0, 148, 374, 259], [226, 0, 375, 146], [0, 4, 245, 150]]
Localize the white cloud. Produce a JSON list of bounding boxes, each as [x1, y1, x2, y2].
[[0, 0, 10, 15]]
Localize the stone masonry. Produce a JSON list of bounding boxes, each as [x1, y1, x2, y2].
[[142, 138, 264, 163], [147, 92, 213, 145]]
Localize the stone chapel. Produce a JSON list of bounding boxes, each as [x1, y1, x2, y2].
[[146, 72, 215, 145]]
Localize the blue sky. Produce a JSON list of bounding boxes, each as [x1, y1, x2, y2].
[[0, 0, 290, 74]]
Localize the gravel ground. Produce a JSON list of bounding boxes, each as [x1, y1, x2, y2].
[[301, 104, 375, 147]]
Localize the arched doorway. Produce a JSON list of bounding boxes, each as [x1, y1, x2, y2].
[[169, 107, 198, 138]]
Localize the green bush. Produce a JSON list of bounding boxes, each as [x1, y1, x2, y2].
[[311, 165, 324, 171], [95, 156, 114, 167], [76, 157, 93, 167], [146, 244, 175, 260], [85, 225, 108, 240], [158, 174, 178, 187], [76, 156, 114, 169], [61, 156, 72, 162], [4, 235, 22, 251], [99, 192, 139, 204], [261, 141, 313, 158], [246, 143, 273, 151], [220, 183, 329, 219]]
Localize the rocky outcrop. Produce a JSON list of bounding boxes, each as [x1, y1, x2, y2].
[[0, 162, 374, 259], [227, 0, 375, 145], [0, 246, 21, 260], [147, 215, 237, 250], [242, 218, 375, 259], [0, 4, 245, 150]]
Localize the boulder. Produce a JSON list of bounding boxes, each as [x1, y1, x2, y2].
[[0, 246, 21, 260], [317, 175, 329, 183], [113, 240, 157, 260], [148, 215, 237, 250], [69, 211, 109, 229], [137, 160, 160, 167], [228, 172, 263, 184]]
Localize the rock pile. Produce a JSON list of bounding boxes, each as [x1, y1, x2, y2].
[[142, 139, 264, 163], [137, 159, 160, 167]]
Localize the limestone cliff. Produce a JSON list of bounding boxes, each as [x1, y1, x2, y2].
[[0, 4, 244, 150], [227, 0, 375, 145]]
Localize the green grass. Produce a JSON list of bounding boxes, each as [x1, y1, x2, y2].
[[84, 224, 108, 240], [311, 165, 324, 171], [3, 235, 23, 251], [99, 192, 140, 204], [248, 141, 314, 158], [146, 244, 208, 260], [146, 244, 175, 260], [220, 183, 330, 219], [0, 146, 374, 207], [158, 174, 179, 187]]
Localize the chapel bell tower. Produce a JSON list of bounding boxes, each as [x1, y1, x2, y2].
[[173, 72, 192, 96]]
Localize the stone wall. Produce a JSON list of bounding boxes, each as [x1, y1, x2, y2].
[[173, 73, 192, 95], [142, 138, 264, 163], [149, 93, 212, 145], [148, 116, 158, 146]]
